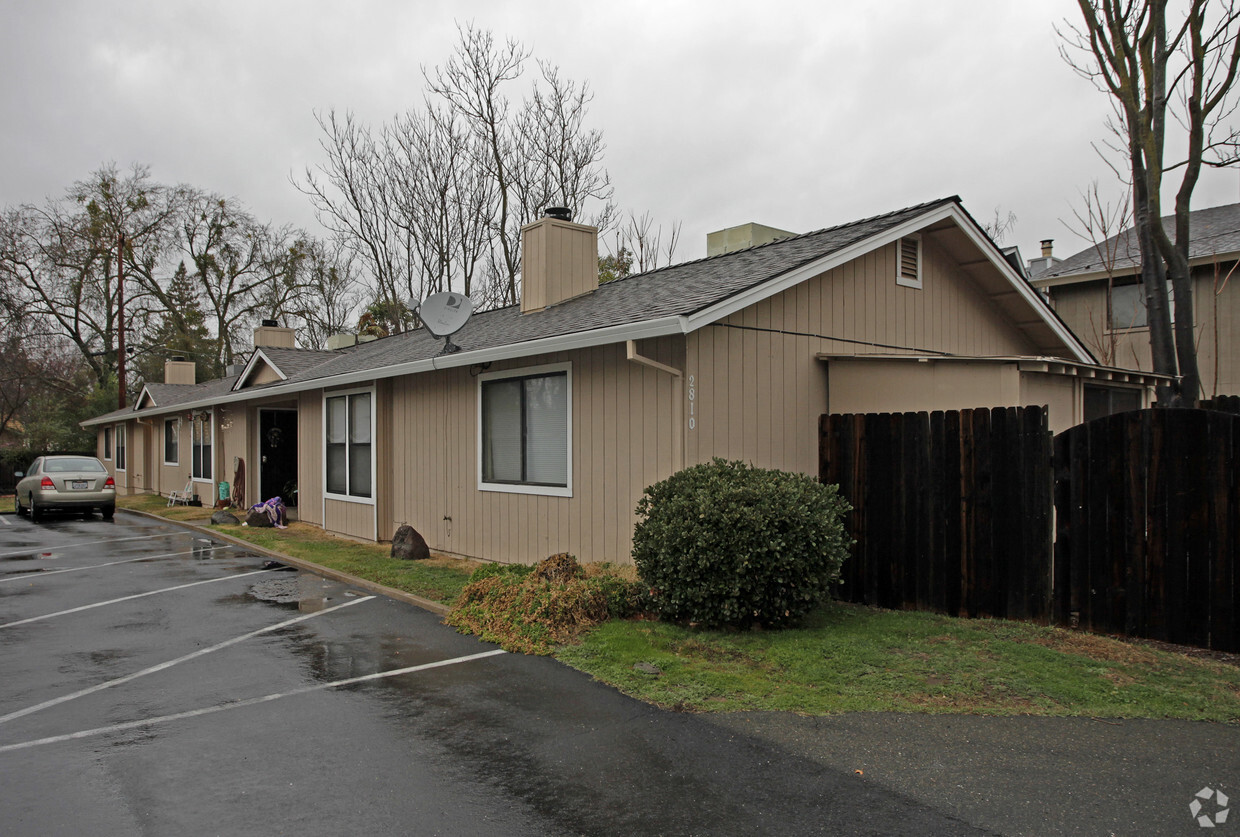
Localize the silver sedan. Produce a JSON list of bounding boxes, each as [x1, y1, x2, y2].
[[14, 455, 116, 521]]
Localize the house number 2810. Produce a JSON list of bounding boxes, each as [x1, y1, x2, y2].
[[687, 375, 696, 430]]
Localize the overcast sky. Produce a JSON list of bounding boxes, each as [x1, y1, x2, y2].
[[4, 0, 1240, 270]]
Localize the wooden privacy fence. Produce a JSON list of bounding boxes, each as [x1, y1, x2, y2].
[[1054, 409, 1240, 652], [820, 405, 1240, 652], [819, 407, 1053, 622]]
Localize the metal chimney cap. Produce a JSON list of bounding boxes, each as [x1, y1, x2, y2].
[[544, 206, 571, 221], [169, 356, 187, 362], [260, 318, 279, 327]]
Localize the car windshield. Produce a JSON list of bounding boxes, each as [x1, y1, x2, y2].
[[43, 458, 107, 473]]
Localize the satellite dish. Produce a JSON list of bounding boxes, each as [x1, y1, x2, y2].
[[416, 292, 473, 354]]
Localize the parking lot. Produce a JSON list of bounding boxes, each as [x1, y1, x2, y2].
[[0, 511, 991, 836]]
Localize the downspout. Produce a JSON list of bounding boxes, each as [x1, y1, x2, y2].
[[626, 340, 685, 471]]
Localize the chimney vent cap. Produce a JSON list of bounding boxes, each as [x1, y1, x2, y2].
[[169, 355, 187, 362], [260, 318, 279, 327], [544, 206, 572, 222]]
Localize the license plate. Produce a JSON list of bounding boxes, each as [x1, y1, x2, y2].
[[71, 480, 88, 490]]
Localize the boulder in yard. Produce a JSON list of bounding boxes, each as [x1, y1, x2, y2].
[[391, 524, 431, 560], [211, 510, 240, 525], [244, 508, 274, 528]]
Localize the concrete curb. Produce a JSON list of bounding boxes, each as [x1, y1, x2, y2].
[[120, 508, 452, 616]]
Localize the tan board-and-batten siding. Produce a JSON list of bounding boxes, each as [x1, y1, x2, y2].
[[685, 237, 1038, 475], [386, 338, 683, 565]]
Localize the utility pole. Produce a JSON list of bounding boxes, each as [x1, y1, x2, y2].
[[117, 231, 126, 410]]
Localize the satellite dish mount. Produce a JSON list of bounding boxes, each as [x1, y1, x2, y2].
[[415, 292, 474, 355]]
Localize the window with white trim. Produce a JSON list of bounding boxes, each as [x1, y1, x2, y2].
[[896, 234, 922, 289], [1109, 281, 1178, 330], [325, 390, 372, 499], [479, 364, 570, 496], [102, 427, 112, 460], [192, 412, 212, 481], [115, 424, 127, 471], [164, 418, 179, 465]]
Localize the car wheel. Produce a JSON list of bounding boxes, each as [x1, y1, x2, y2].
[[101, 505, 115, 521], [29, 495, 42, 523], [14, 494, 23, 516]]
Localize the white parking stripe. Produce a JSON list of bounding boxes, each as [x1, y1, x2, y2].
[[0, 531, 191, 558], [0, 649, 508, 753], [0, 569, 276, 629], [0, 545, 239, 584], [0, 596, 377, 725], [0, 516, 11, 526]]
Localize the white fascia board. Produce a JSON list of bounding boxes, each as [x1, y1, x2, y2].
[[948, 209, 1094, 364], [231, 348, 286, 391], [684, 202, 1094, 365], [683, 203, 961, 332], [99, 314, 690, 416], [134, 386, 158, 409]]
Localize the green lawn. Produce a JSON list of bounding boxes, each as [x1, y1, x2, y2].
[[115, 494, 1240, 722], [556, 603, 1240, 722], [117, 494, 478, 605]]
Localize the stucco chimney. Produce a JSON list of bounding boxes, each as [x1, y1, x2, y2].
[[253, 319, 296, 349], [520, 209, 599, 313], [1041, 239, 1054, 259], [164, 357, 196, 385]]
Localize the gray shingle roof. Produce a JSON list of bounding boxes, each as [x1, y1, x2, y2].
[[267, 197, 960, 387], [95, 194, 1053, 423], [1036, 201, 1240, 281]]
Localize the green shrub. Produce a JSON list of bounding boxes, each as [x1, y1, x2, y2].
[[448, 554, 649, 654], [632, 459, 852, 629]]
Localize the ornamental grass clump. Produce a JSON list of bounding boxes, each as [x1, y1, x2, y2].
[[632, 459, 852, 629], [447, 554, 649, 654]]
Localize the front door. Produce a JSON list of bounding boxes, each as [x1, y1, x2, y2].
[[259, 409, 298, 507]]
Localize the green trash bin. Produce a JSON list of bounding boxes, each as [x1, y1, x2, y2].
[[217, 481, 230, 503]]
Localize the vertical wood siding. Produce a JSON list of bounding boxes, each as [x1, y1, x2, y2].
[[1049, 265, 1240, 396], [298, 390, 323, 527], [685, 237, 1036, 475], [387, 338, 683, 564]]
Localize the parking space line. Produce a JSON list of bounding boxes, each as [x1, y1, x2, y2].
[[0, 532, 192, 559], [0, 649, 508, 754], [0, 545, 239, 584], [0, 516, 11, 526], [0, 569, 277, 629], [0, 596, 377, 725]]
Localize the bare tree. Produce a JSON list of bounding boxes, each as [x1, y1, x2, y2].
[[298, 110, 414, 327], [1063, 181, 1138, 366], [1060, 0, 1240, 403], [286, 237, 364, 349]]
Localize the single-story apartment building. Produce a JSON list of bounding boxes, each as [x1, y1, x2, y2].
[[83, 197, 1164, 564]]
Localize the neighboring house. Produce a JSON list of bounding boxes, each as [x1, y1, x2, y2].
[[1030, 202, 1240, 400], [82, 197, 1163, 564]]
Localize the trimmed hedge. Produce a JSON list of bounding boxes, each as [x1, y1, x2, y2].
[[632, 459, 852, 629]]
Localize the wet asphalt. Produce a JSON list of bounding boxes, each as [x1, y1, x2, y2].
[[0, 511, 1234, 836]]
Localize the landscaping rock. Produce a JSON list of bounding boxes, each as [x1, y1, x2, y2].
[[391, 524, 431, 560], [244, 508, 274, 528], [211, 510, 240, 525]]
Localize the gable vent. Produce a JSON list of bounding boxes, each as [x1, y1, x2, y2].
[[897, 235, 922, 288]]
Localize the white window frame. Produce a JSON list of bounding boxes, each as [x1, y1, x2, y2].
[[191, 410, 214, 484], [477, 361, 572, 498], [896, 234, 923, 289], [102, 426, 112, 461], [114, 424, 127, 472], [322, 386, 376, 506], [163, 417, 180, 466]]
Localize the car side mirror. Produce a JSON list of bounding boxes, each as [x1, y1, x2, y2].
[[14, 471, 23, 478]]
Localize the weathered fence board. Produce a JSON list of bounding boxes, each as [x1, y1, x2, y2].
[[1053, 409, 1240, 651], [819, 406, 1053, 621]]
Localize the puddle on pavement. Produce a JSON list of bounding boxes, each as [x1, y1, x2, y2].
[[227, 574, 339, 612]]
